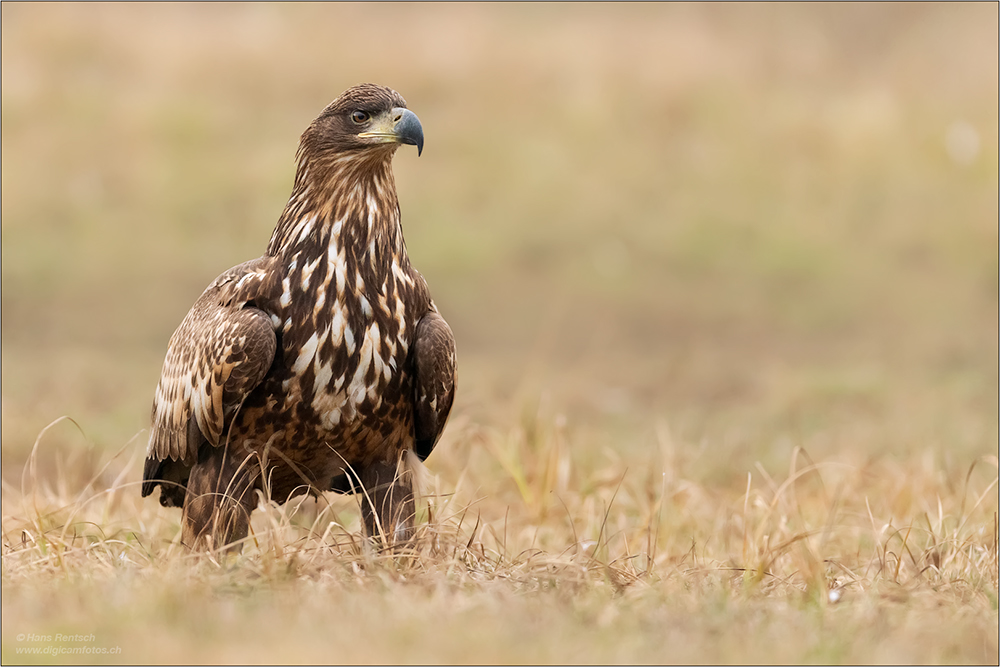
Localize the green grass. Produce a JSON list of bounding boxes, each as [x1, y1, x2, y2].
[[3, 3, 998, 664]]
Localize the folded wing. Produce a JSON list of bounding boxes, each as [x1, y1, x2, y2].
[[143, 262, 276, 501], [411, 309, 457, 461]]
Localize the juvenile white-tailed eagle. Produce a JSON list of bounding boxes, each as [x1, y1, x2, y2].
[[142, 84, 456, 549]]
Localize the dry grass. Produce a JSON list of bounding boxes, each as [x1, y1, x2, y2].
[[3, 413, 997, 664], [2, 3, 998, 664]]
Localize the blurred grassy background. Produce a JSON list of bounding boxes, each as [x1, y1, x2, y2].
[[2, 3, 997, 504]]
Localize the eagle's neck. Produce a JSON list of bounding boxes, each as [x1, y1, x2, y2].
[[266, 153, 409, 283]]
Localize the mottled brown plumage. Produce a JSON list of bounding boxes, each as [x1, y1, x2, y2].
[[142, 84, 456, 549]]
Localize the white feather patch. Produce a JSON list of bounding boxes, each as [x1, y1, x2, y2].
[[300, 254, 321, 291], [296, 213, 317, 243], [344, 326, 355, 355], [292, 332, 319, 374]]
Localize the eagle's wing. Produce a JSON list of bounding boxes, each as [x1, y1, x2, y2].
[[411, 309, 457, 461], [145, 260, 277, 478]]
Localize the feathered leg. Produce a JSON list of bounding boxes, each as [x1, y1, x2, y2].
[[359, 454, 415, 545], [181, 445, 259, 551]]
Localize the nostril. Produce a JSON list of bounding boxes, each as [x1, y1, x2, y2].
[[393, 112, 403, 123]]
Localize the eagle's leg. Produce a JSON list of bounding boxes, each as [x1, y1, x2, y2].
[[359, 454, 415, 545], [181, 445, 259, 551]]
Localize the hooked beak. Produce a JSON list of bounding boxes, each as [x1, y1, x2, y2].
[[358, 107, 424, 156]]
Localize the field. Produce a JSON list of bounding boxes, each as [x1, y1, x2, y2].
[[2, 4, 998, 664]]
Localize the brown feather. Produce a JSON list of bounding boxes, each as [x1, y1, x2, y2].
[[412, 309, 457, 460]]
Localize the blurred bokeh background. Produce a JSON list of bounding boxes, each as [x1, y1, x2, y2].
[[2, 3, 997, 484]]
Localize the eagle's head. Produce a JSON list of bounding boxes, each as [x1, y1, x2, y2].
[[298, 83, 424, 164]]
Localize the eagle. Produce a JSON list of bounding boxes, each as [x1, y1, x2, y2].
[[142, 84, 456, 550]]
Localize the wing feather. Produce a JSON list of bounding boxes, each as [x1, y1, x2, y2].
[[146, 262, 277, 467], [411, 309, 456, 460]]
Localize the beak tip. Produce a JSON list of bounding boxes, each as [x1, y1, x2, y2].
[[394, 107, 424, 158]]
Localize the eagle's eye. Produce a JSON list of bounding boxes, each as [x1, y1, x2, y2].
[[351, 110, 370, 124]]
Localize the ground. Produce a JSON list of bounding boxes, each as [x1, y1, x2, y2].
[[2, 4, 998, 664]]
